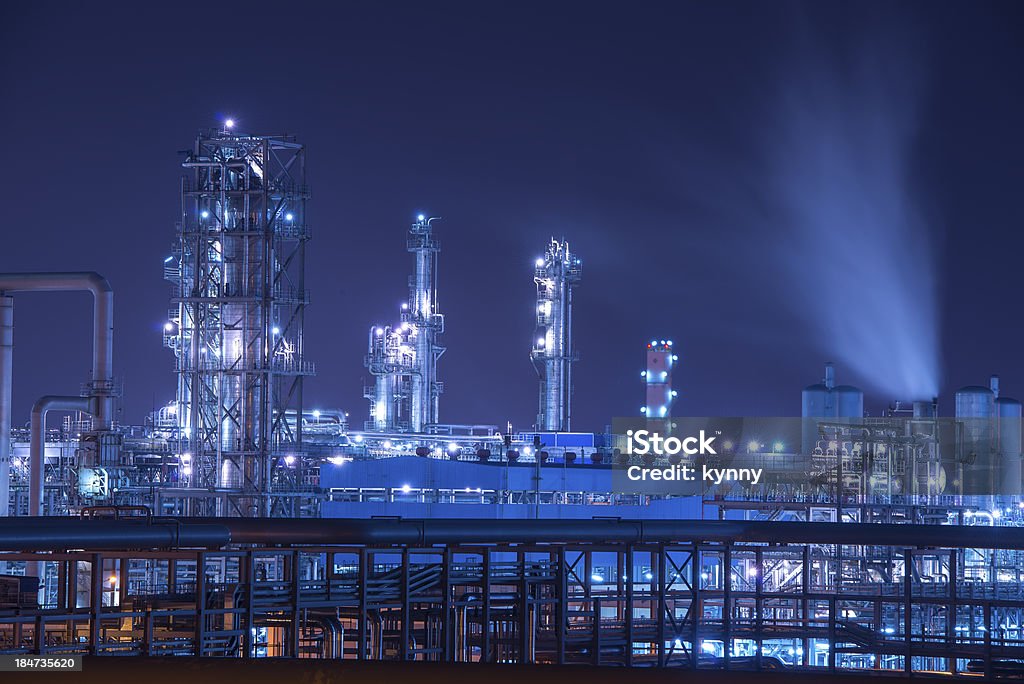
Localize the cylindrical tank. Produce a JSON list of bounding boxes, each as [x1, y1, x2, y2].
[[801, 383, 836, 455], [835, 385, 864, 419], [997, 396, 1022, 495], [956, 385, 996, 495], [913, 400, 937, 418]]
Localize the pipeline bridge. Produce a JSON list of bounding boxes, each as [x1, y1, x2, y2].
[[1, 517, 1023, 678]]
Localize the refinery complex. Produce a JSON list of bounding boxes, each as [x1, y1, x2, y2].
[[3, 124, 1024, 678]]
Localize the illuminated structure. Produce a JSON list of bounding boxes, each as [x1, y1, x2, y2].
[[163, 123, 314, 517], [365, 216, 445, 433], [641, 340, 677, 433], [531, 239, 581, 431]]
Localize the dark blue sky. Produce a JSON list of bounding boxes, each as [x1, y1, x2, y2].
[[1, 1, 1022, 430]]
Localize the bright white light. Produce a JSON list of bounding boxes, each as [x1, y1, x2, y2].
[[644, 571, 653, 580], [535, 258, 545, 267], [536, 338, 545, 347], [993, 509, 1002, 519], [327, 456, 346, 466], [667, 340, 673, 346], [747, 567, 757, 577], [164, 322, 174, 331], [659, 406, 667, 417], [773, 441, 785, 452], [284, 455, 295, 466], [523, 446, 532, 456], [401, 483, 411, 493], [401, 302, 408, 310], [701, 642, 716, 654], [353, 434, 364, 443], [225, 119, 235, 129], [641, 370, 647, 377], [640, 407, 647, 413], [591, 574, 604, 583], [312, 410, 321, 419], [383, 440, 393, 449], [375, 327, 384, 336], [181, 453, 191, 463], [671, 390, 678, 397], [164, 255, 174, 263], [748, 440, 760, 453], [448, 442, 459, 452], [201, 210, 209, 218], [182, 465, 192, 476], [417, 214, 425, 221], [672, 355, 679, 361], [272, 326, 280, 335], [285, 212, 294, 221]]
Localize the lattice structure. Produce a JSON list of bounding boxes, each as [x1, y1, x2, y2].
[[164, 125, 313, 516]]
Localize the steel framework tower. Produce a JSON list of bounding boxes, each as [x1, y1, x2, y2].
[[164, 124, 314, 516], [531, 239, 582, 431], [365, 216, 445, 433]]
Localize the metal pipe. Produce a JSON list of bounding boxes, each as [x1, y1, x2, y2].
[[0, 272, 115, 430], [0, 518, 230, 550], [30, 396, 89, 516], [0, 296, 11, 517], [8, 517, 1024, 552]]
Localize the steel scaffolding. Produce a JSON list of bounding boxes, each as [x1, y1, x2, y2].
[[2, 518, 1023, 677], [164, 126, 314, 517]]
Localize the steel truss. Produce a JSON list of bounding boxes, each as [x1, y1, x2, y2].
[[2, 525, 1024, 676], [165, 128, 314, 517]]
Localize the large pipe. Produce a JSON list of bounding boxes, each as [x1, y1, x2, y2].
[[0, 272, 114, 430], [6, 517, 1024, 552], [30, 396, 89, 516]]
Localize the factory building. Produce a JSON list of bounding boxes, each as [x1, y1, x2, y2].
[[5, 123, 1024, 677], [531, 239, 581, 431]]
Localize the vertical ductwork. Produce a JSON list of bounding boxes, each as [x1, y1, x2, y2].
[[0, 296, 12, 516]]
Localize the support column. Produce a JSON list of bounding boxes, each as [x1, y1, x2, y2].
[[0, 296, 11, 518]]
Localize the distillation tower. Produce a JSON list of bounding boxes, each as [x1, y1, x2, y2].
[[641, 340, 677, 433], [164, 124, 314, 517], [531, 239, 582, 431], [365, 216, 445, 433]]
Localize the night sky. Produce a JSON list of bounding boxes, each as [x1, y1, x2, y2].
[[1, 1, 1023, 432]]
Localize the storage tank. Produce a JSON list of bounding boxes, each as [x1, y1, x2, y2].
[[835, 385, 864, 419], [997, 395, 1022, 495], [956, 385, 996, 495], [802, 362, 862, 454]]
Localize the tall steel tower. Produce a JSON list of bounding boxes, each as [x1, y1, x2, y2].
[[164, 122, 314, 516], [641, 340, 677, 433], [365, 215, 445, 433], [531, 239, 582, 431]]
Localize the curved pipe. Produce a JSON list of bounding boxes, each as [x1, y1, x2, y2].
[[30, 396, 89, 516], [0, 272, 114, 429]]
